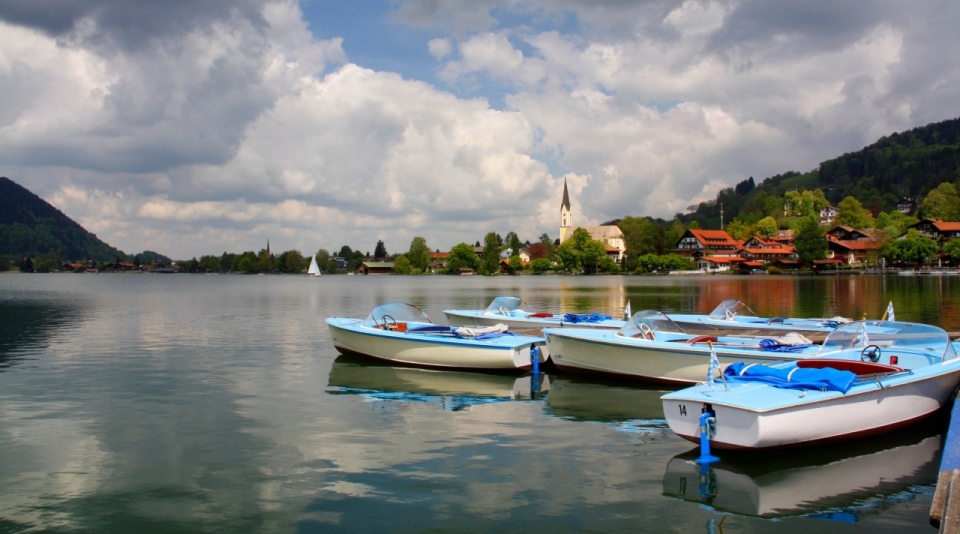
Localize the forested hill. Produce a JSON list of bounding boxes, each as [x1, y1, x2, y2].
[[684, 116, 960, 228], [0, 177, 126, 261]]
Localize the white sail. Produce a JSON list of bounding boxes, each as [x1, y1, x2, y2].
[[307, 255, 320, 276]]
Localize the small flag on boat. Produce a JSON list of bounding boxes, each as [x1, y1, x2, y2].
[[624, 300, 632, 320], [885, 301, 895, 321], [706, 343, 719, 389]]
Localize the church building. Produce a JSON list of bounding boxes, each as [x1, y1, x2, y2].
[[559, 179, 626, 263]]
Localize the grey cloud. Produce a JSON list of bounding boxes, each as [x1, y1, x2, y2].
[[0, 0, 267, 52], [708, 0, 896, 57]]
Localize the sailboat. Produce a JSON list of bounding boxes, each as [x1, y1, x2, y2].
[[307, 255, 321, 277]]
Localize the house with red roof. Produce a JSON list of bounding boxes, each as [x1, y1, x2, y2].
[[911, 219, 960, 251], [676, 229, 740, 256]]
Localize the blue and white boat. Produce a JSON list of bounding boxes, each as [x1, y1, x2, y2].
[[662, 320, 960, 449], [444, 296, 624, 330], [544, 311, 822, 384], [668, 299, 852, 334], [326, 303, 549, 371]]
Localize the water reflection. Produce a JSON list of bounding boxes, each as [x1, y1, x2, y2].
[[0, 297, 85, 370], [327, 354, 550, 409], [662, 418, 943, 520], [544, 375, 671, 439]]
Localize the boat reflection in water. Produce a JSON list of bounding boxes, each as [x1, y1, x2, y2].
[[661, 418, 944, 521], [545, 375, 671, 437], [327, 354, 550, 410]]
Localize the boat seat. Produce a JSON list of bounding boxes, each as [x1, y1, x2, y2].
[[686, 335, 719, 345], [796, 359, 903, 375], [529, 312, 553, 318], [383, 322, 408, 332]]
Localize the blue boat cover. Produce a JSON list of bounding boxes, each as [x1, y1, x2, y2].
[[407, 325, 456, 334], [563, 313, 612, 324], [724, 362, 857, 393], [758, 338, 816, 352]]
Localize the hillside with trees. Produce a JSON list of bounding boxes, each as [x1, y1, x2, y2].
[[0, 177, 126, 261], [681, 116, 960, 229]]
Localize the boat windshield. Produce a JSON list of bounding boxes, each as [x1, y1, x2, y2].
[[818, 320, 958, 360], [707, 299, 758, 321], [618, 311, 686, 337], [363, 303, 431, 327], [484, 297, 535, 316]]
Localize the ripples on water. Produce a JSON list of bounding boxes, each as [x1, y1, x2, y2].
[[0, 273, 953, 533]]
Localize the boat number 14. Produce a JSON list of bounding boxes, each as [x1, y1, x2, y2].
[[678, 405, 686, 416]]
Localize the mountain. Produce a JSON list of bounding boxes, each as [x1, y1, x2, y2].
[[683, 116, 960, 227], [0, 177, 127, 261]]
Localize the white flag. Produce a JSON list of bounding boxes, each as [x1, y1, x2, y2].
[[886, 301, 895, 322], [707, 345, 719, 389], [624, 300, 632, 320]]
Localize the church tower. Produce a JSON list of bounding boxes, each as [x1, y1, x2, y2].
[[560, 178, 572, 242]]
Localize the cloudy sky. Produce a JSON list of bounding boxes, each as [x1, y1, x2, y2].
[[1, 0, 958, 258]]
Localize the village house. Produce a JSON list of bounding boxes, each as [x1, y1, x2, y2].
[[358, 261, 395, 275], [824, 225, 881, 265], [676, 229, 740, 256], [819, 205, 840, 225], [911, 219, 960, 251]]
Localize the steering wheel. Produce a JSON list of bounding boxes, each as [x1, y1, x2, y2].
[[639, 323, 655, 341], [860, 344, 881, 363], [382, 314, 397, 330]]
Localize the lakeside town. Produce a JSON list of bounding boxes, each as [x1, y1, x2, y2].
[[8, 179, 960, 276]]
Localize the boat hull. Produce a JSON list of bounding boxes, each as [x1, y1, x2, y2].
[[662, 366, 960, 449], [327, 319, 547, 371], [545, 330, 805, 385]]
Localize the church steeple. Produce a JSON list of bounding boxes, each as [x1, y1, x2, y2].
[[560, 178, 572, 242]]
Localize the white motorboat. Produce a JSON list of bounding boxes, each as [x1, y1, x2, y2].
[[544, 311, 821, 384], [667, 299, 851, 335], [326, 303, 549, 371], [662, 320, 960, 449], [444, 296, 624, 331]]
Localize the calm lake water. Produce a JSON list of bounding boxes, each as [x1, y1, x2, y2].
[[1, 272, 956, 533]]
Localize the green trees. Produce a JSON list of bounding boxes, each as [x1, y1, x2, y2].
[[393, 255, 412, 274], [530, 258, 552, 273], [920, 183, 960, 221], [943, 239, 960, 265], [785, 189, 829, 219], [504, 231, 523, 256], [480, 232, 501, 274], [619, 216, 660, 266], [198, 255, 220, 272], [557, 228, 607, 273], [373, 240, 388, 260], [880, 230, 938, 270], [447, 243, 479, 272], [725, 218, 754, 241], [794, 217, 828, 266], [876, 211, 918, 238], [836, 196, 874, 228], [406, 237, 431, 272], [755, 216, 778, 238], [277, 250, 305, 273]]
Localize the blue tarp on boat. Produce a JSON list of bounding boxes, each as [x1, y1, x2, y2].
[[563, 313, 612, 324], [758, 338, 816, 352], [724, 362, 857, 393]]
